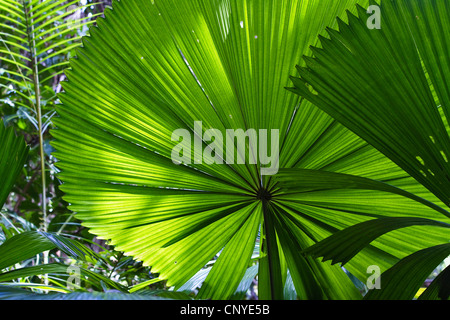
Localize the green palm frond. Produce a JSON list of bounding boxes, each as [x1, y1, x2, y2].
[[289, 0, 450, 207], [0, 119, 29, 207], [53, 0, 450, 300], [289, 0, 450, 299]]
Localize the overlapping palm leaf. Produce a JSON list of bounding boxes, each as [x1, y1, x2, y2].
[[0, 119, 28, 208], [53, 0, 450, 299], [289, 0, 450, 299]]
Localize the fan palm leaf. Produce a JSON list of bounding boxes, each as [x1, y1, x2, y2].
[[53, 0, 450, 299]]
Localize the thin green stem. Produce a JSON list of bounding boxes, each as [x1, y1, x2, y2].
[[25, 0, 47, 233], [261, 199, 283, 300], [24, 0, 48, 286], [56, 212, 76, 235], [0, 212, 20, 234]]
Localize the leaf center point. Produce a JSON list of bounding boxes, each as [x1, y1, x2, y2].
[[256, 188, 272, 201]]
